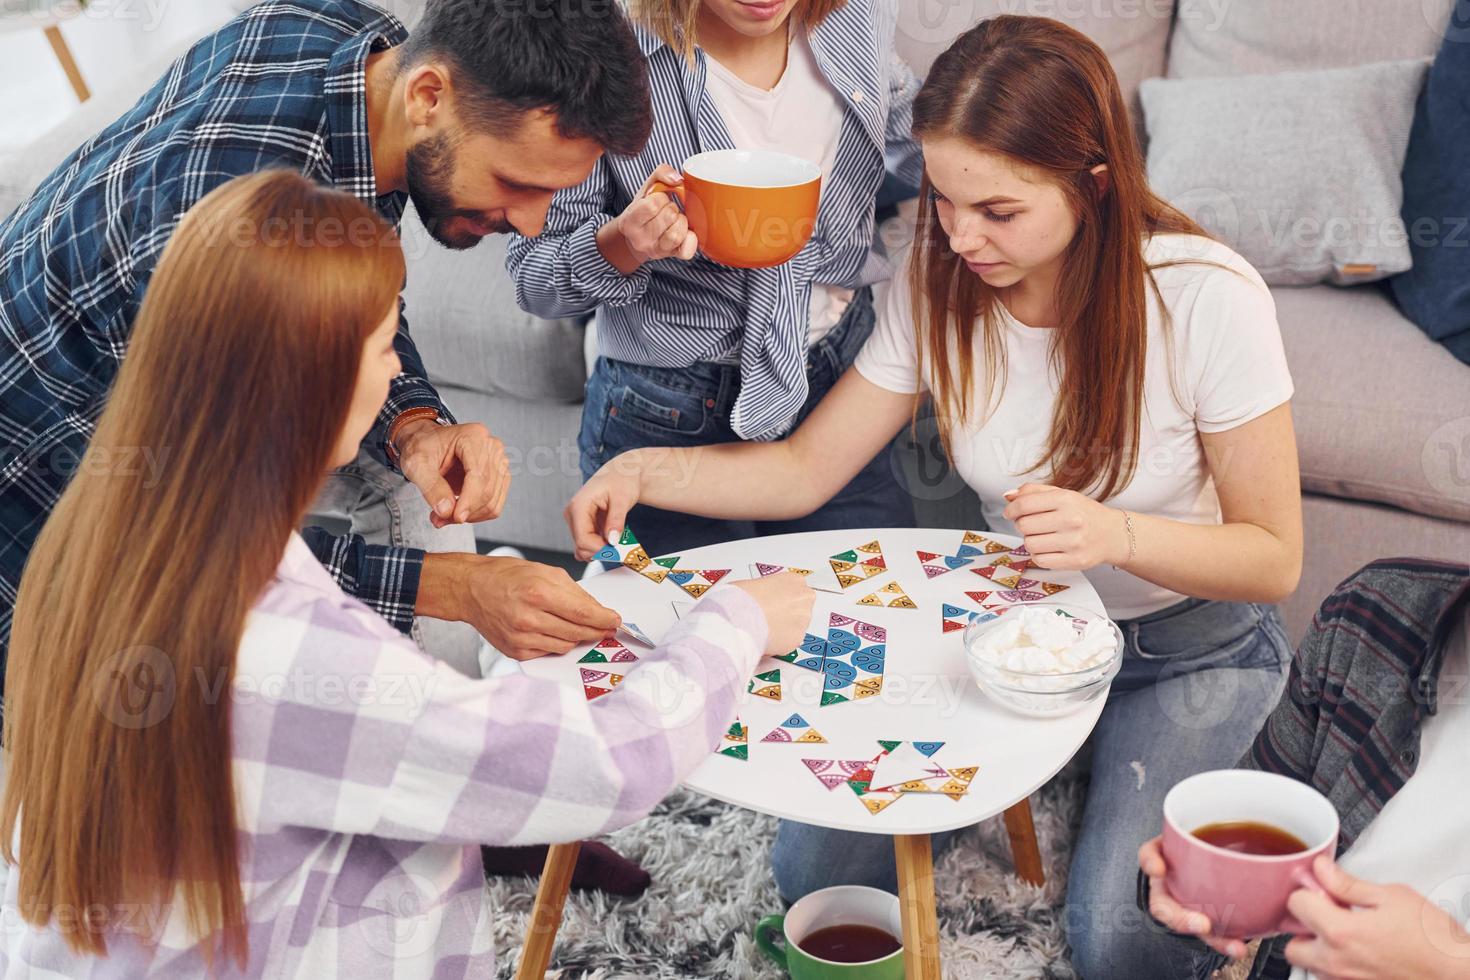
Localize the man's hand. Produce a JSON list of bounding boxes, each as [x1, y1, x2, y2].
[[396, 419, 511, 528], [1284, 855, 1470, 980], [419, 552, 621, 661]]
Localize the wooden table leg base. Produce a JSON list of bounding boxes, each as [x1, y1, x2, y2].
[[1003, 797, 1045, 886], [43, 24, 90, 102], [515, 841, 581, 980], [893, 833, 942, 980]]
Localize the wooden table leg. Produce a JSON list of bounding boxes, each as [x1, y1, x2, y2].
[[893, 833, 941, 980], [1002, 797, 1045, 886], [515, 841, 580, 980], [43, 24, 90, 103]]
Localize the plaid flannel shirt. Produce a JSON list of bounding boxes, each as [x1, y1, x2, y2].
[[0, 532, 768, 977], [1146, 558, 1470, 980], [0, 0, 450, 676]]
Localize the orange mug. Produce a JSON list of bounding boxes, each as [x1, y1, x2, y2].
[[649, 149, 821, 269]]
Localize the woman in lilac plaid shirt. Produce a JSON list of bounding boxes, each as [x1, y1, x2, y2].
[[0, 170, 813, 978]]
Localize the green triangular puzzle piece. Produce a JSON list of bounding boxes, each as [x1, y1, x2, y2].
[[848, 780, 870, 796], [877, 740, 902, 753], [774, 651, 797, 664], [755, 669, 780, 683], [618, 528, 639, 546], [654, 555, 681, 569], [720, 744, 748, 761], [820, 691, 850, 707], [831, 550, 858, 562], [725, 721, 745, 739], [578, 651, 608, 663]]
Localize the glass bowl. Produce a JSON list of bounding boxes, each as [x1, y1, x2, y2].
[[962, 602, 1124, 718]]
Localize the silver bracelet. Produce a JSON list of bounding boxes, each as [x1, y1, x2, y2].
[[1114, 510, 1137, 570]]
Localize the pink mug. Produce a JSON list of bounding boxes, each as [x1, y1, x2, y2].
[[1162, 769, 1340, 939]]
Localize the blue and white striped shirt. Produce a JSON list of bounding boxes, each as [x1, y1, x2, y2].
[[504, 0, 922, 441]]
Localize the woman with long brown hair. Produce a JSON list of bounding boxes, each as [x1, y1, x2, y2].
[[0, 169, 812, 976], [566, 15, 1302, 976]]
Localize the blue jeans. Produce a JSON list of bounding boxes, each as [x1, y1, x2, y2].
[[769, 596, 1291, 980], [578, 287, 916, 558]]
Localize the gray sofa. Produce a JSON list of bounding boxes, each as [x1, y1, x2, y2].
[[3, 0, 1467, 645]]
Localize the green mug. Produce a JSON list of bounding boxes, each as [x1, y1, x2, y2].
[[754, 885, 904, 979]]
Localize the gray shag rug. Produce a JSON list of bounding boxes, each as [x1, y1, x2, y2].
[[489, 757, 1092, 979]]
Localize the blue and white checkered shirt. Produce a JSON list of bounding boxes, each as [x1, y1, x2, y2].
[[0, 0, 449, 668], [505, 0, 922, 442]]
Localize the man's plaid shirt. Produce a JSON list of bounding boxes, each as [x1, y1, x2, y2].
[[0, 0, 453, 676]]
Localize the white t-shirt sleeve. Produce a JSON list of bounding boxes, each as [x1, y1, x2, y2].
[[854, 251, 925, 395], [1184, 266, 1295, 434]]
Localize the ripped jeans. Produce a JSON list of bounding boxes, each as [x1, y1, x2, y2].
[[769, 596, 1291, 980]]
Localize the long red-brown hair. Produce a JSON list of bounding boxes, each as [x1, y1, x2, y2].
[[2, 170, 405, 967], [911, 15, 1207, 500]]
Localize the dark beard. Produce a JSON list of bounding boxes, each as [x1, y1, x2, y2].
[[405, 132, 511, 249]]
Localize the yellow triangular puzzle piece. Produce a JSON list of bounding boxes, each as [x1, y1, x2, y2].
[[795, 729, 827, 743], [862, 795, 898, 814]]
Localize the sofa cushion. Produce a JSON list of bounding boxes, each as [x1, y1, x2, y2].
[[1168, 0, 1458, 78], [1390, 20, 1470, 366], [1274, 283, 1470, 523], [895, 0, 1171, 109], [399, 211, 589, 404], [1140, 59, 1429, 286]]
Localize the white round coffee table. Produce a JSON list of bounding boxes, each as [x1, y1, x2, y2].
[[515, 528, 1109, 979]]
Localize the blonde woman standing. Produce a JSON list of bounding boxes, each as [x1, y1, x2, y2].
[[508, 0, 924, 558]]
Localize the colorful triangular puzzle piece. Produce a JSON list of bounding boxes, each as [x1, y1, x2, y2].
[[802, 757, 871, 791], [759, 712, 827, 744], [717, 719, 748, 760], [667, 568, 731, 598], [858, 580, 917, 609], [747, 668, 782, 701]]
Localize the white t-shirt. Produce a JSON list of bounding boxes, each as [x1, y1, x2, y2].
[[704, 33, 854, 347], [854, 234, 1294, 620], [1290, 620, 1470, 979]]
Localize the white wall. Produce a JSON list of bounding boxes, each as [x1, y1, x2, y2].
[[0, 0, 237, 152]]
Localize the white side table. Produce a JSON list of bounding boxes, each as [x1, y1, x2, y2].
[[0, 1, 90, 102], [514, 528, 1110, 978]]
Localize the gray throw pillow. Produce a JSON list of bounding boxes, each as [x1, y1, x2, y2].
[[1140, 59, 1430, 286]]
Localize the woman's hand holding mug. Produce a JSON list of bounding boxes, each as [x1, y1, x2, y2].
[[596, 164, 699, 274]]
